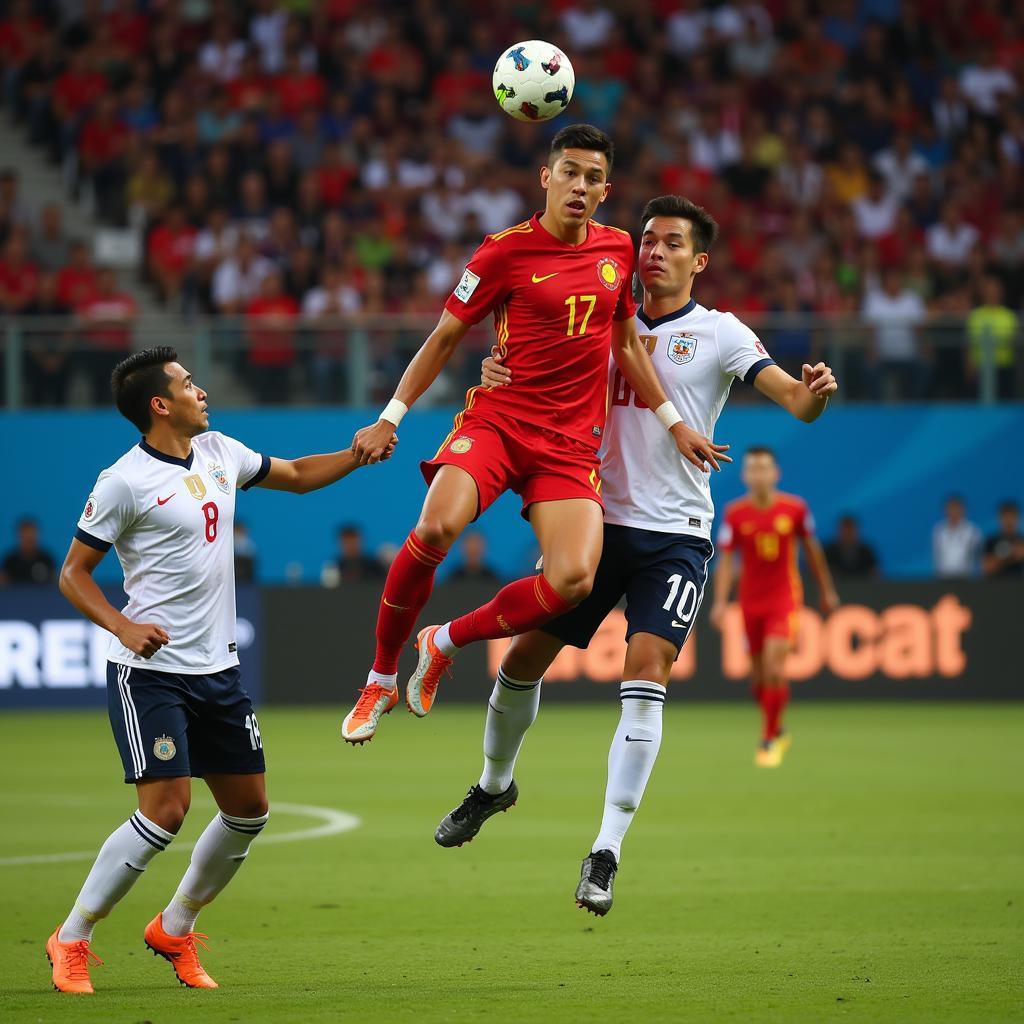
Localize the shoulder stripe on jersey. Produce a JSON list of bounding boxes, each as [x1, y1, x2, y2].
[[591, 221, 632, 237], [743, 358, 775, 385], [241, 454, 272, 491], [75, 528, 112, 552], [487, 221, 533, 242]]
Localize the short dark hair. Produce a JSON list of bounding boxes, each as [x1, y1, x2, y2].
[[745, 445, 777, 461], [338, 523, 362, 538], [998, 499, 1020, 515], [549, 123, 614, 173], [640, 195, 720, 254], [111, 346, 178, 433]]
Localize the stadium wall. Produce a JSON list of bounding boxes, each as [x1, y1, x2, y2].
[[3, 405, 1023, 582], [0, 581, 1019, 708]]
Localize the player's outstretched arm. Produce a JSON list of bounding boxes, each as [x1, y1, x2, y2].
[[709, 549, 736, 631], [611, 319, 732, 473], [351, 310, 472, 465], [754, 362, 837, 423], [59, 539, 170, 658], [802, 535, 840, 614], [257, 436, 397, 494]]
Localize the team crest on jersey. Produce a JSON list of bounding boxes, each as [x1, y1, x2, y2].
[[668, 333, 697, 365], [153, 735, 176, 761], [596, 257, 621, 291], [450, 436, 473, 454], [207, 461, 230, 494], [774, 514, 794, 534], [82, 494, 97, 521], [184, 474, 207, 500]]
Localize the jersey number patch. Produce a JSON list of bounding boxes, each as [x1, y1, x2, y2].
[[202, 502, 219, 543]]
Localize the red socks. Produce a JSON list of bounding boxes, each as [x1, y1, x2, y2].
[[757, 682, 790, 741], [372, 531, 446, 674], [448, 574, 572, 648]]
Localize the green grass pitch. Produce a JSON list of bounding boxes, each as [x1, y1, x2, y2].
[[1, 702, 1021, 1023]]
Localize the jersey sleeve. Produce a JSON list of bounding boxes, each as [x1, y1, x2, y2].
[[75, 470, 137, 552], [443, 236, 513, 325], [796, 502, 816, 538], [716, 312, 775, 383], [613, 242, 638, 321], [220, 434, 271, 491], [717, 508, 737, 550]]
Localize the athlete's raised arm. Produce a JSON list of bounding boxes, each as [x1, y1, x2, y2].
[[351, 310, 472, 465], [258, 435, 397, 493], [754, 362, 837, 423], [59, 540, 170, 658], [611, 317, 732, 473]]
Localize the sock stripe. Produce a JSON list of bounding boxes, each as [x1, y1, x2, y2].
[[497, 669, 540, 691], [533, 575, 553, 613], [131, 813, 171, 847], [620, 690, 666, 703], [406, 533, 445, 566], [219, 814, 268, 835], [130, 815, 168, 851]]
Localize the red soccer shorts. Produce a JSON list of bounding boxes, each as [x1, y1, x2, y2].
[[421, 412, 604, 520], [741, 606, 800, 657]]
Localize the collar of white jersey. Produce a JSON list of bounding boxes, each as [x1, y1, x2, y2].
[[139, 437, 195, 470], [637, 297, 697, 330]]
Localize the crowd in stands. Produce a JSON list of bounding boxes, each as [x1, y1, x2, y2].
[[0, 0, 1022, 403]]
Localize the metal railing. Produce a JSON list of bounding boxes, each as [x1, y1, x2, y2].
[[1, 313, 1020, 409]]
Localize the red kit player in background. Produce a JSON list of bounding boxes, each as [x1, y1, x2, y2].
[[710, 447, 839, 767], [341, 123, 730, 744]]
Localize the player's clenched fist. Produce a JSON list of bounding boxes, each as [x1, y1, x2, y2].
[[351, 421, 397, 465], [669, 421, 732, 473], [481, 346, 512, 388], [116, 621, 170, 659], [802, 362, 838, 398]]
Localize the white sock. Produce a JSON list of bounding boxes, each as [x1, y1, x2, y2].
[[59, 812, 174, 942], [366, 670, 397, 691], [478, 668, 542, 795], [591, 680, 666, 862], [433, 621, 457, 657], [161, 811, 269, 936]]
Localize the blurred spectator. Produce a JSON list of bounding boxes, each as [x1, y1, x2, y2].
[[933, 495, 982, 578], [824, 515, 880, 579], [561, 1, 615, 52], [328, 524, 384, 584], [982, 501, 1024, 578], [925, 202, 980, 274], [0, 517, 56, 585], [233, 520, 258, 583], [147, 205, 196, 306], [966, 277, 1018, 401], [0, 232, 39, 313], [303, 262, 361, 403], [55, 240, 98, 309], [32, 203, 69, 271], [244, 268, 298, 402], [448, 532, 499, 583], [23, 273, 72, 406], [862, 268, 927, 400], [127, 149, 176, 226], [212, 234, 273, 316], [75, 268, 137, 403], [852, 173, 900, 240], [958, 46, 1017, 117], [78, 94, 129, 223]]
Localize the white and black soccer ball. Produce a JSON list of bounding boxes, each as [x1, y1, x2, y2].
[[492, 40, 575, 122]]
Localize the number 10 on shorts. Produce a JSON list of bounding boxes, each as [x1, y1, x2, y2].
[[663, 573, 698, 625]]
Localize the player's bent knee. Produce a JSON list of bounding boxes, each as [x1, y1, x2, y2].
[[414, 517, 461, 552], [549, 570, 595, 606], [143, 798, 189, 834]]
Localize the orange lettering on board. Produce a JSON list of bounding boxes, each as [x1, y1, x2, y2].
[[932, 594, 971, 676], [826, 605, 880, 680], [879, 605, 932, 678]]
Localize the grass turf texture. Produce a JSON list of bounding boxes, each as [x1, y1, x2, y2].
[[1, 703, 1021, 1023]]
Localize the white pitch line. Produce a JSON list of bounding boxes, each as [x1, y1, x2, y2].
[[0, 801, 360, 867]]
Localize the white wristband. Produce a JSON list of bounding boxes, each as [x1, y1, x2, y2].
[[655, 401, 683, 431], [380, 398, 408, 427]]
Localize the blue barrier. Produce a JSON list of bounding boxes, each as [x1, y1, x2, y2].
[[3, 405, 1022, 581]]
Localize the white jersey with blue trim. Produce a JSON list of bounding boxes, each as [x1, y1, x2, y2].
[[75, 431, 270, 674], [600, 299, 774, 539]]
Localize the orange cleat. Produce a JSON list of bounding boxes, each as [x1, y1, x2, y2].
[[143, 914, 218, 989], [341, 682, 399, 744], [46, 927, 102, 994], [406, 625, 453, 717]]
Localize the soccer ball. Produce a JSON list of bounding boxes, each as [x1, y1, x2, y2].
[[492, 40, 575, 122]]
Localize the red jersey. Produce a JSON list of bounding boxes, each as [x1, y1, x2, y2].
[[444, 213, 636, 451], [719, 493, 814, 612]]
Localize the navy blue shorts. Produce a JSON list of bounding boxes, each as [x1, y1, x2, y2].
[[543, 525, 714, 654], [106, 662, 266, 784]]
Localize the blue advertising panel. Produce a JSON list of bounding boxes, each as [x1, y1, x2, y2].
[[0, 586, 262, 709]]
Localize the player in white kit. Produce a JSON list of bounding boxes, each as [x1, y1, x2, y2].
[[431, 195, 838, 914], [46, 346, 394, 993]]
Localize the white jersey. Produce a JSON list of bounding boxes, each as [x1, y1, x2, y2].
[[75, 432, 269, 674], [600, 299, 774, 539]]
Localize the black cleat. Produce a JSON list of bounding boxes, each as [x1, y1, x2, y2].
[[434, 781, 518, 848], [575, 849, 618, 916]]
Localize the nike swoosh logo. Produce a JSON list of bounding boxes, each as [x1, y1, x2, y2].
[[531, 272, 558, 283], [624, 735, 652, 743], [671, 620, 687, 628], [383, 597, 410, 610], [156, 494, 175, 505]]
